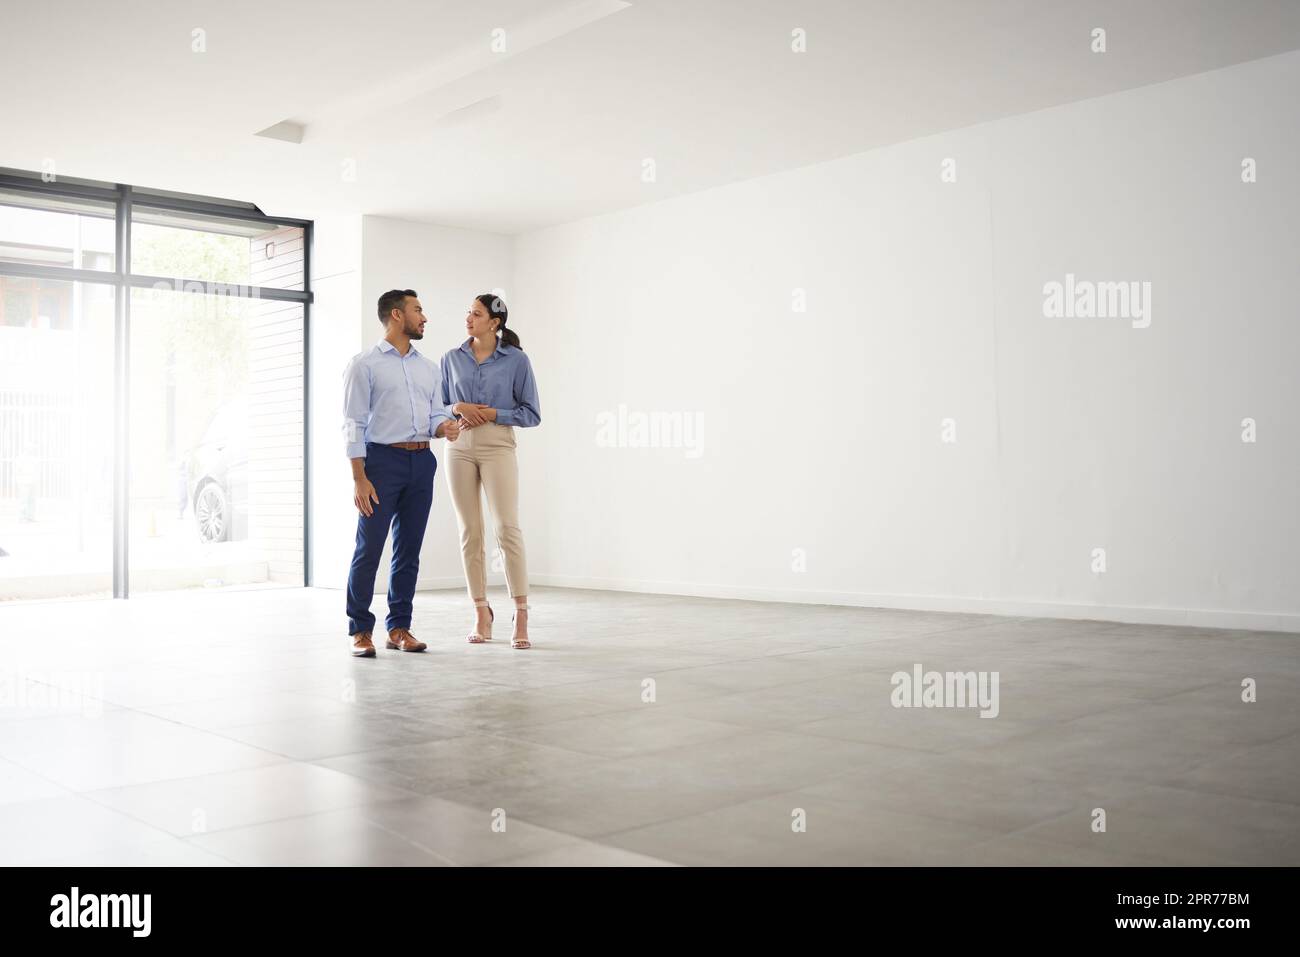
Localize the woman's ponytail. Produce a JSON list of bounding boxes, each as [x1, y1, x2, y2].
[[478, 293, 521, 350]]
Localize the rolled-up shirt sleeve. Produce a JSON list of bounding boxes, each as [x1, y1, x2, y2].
[[342, 356, 371, 459], [497, 354, 541, 427]]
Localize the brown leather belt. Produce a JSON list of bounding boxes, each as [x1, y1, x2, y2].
[[387, 441, 430, 450]]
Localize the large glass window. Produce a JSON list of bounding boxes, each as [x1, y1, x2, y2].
[[129, 288, 304, 591], [0, 278, 114, 599], [0, 171, 310, 601], [0, 190, 116, 272], [131, 207, 305, 292]]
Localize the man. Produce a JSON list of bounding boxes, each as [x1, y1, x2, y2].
[[342, 289, 460, 657]]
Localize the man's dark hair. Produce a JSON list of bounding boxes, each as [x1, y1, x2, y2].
[[378, 289, 417, 324]]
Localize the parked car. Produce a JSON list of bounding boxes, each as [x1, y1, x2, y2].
[[184, 398, 248, 543]]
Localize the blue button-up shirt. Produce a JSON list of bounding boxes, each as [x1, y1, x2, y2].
[[342, 339, 453, 458], [439, 339, 541, 428]]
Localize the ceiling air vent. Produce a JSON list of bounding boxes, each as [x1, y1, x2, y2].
[[254, 121, 305, 144]]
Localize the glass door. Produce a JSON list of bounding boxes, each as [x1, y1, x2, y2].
[[0, 189, 117, 600]]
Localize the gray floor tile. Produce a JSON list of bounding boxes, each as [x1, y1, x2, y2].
[[32, 838, 239, 867], [317, 733, 602, 794], [1157, 732, 1300, 805], [602, 790, 1005, 866], [138, 689, 361, 731], [0, 709, 285, 791], [0, 756, 69, 807], [83, 761, 420, 836], [187, 806, 454, 866], [355, 796, 583, 865], [502, 709, 749, 759], [214, 710, 465, 761], [800, 753, 1152, 834], [0, 793, 176, 866], [953, 833, 1176, 866], [493, 841, 678, 866], [1012, 785, 1300, 865]]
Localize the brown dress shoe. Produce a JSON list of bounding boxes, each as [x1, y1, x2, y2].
[[387, 627, 427, 652], [351, 632, 376, 657]]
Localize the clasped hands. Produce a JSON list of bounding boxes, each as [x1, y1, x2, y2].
[[449, 402, 496, 433]]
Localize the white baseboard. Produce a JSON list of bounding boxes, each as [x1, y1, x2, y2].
[[310, 576, 470, 592], [413, 577, 474, 591], [528, 573, 1300, 634]]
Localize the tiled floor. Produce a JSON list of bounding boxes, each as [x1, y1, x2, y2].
[[0, 585, 1297, 866]]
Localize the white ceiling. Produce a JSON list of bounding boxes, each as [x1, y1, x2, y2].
[[3, 0, 1300, 233]]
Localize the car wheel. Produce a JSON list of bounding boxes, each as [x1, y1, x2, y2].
[[195, 481, 230, 543]]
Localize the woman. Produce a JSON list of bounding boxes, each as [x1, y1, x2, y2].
[[440, 294, 541, 648]]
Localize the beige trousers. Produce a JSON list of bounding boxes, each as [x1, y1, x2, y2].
[[446, 422, 529, 599]]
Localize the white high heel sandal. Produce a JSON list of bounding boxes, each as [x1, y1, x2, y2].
[[467, 599, 493, 643], [511, 604, 532, 649]]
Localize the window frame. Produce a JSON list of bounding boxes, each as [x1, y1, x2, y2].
[[0, 169, 314, 596]]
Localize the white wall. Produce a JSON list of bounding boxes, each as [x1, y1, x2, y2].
[[307, 214, 363, 591], [513, 52, 1300, 630]]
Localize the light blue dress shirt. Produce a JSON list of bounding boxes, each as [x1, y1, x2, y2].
[[439, 339, 541, 428], [342, 339, 453, 459]]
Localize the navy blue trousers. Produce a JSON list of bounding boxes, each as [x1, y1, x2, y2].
[[346, 443, 436, 635]]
